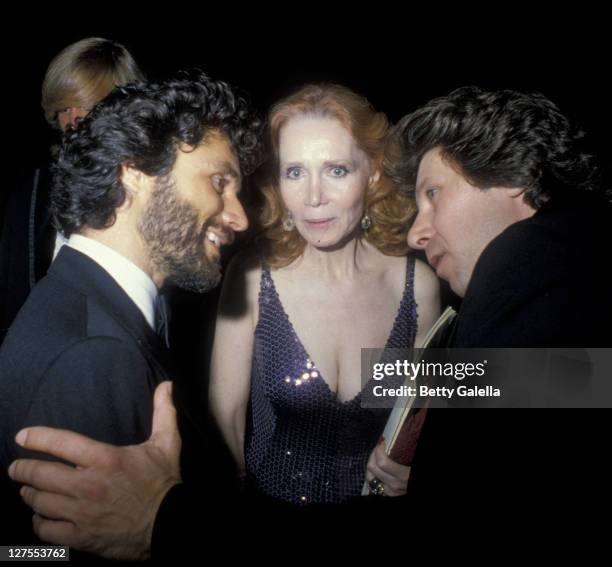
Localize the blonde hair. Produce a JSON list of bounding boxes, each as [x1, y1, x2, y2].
[[256, 83, 415, 267], [41, 37, 145, 127]]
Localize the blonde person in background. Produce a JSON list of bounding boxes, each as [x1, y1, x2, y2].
[[42, 37, 146, 132], [1, 37, 145, 344]]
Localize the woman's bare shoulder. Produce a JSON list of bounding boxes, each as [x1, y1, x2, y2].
[[413, 256, 439, 297]]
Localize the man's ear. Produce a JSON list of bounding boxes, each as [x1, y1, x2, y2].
[[503, 186, 537, 219], [119, 164, 149, 210], [505, 187, 527, 199]]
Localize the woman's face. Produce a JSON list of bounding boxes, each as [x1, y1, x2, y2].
[[278, 115, 373, 249]]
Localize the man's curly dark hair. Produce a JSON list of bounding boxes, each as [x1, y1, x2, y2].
[[52, 70, 263, 236], [385, 86, 600, 208]]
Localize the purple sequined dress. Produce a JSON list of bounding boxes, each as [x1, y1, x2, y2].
[[245, 256, 417, 505]]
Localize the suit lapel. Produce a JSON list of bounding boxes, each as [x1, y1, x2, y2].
[[48, 246, 174, 379]]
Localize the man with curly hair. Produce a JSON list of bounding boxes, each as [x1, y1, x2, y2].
[[387, 87, 612, 522], [0, 71, 261, 545], [389, 86, 610, 347]]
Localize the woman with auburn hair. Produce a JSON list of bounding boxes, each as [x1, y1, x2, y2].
[[210, 84, 440, 506]]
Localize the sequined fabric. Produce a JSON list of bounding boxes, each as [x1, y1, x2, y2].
[[246, 256, 417, 505]]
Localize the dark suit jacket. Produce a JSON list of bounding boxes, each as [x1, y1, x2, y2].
[[450, 191, 612, 347], [0, 245, 171, 544], [406, 192, 612, 524], [0, 166, 56, 346]]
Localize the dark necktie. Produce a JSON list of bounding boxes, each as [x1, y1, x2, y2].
[[155, 293, 171, 348]]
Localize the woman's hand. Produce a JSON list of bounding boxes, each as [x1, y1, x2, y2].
[[365, 438, 411, 497]]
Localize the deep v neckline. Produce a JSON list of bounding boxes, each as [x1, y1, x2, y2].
[[262, 258, 411, 405]]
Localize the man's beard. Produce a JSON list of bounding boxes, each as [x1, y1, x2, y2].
[[138, 176, 222, 293]]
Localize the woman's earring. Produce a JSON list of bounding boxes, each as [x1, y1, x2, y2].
[[283, 212, 295, 231], [361, 213, 372, 231]]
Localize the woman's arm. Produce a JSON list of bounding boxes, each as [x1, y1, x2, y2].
[[413, 258, 441, 347], [209, 253, 260, 473], [363, 258, 441, 497]]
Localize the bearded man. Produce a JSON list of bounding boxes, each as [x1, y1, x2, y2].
[[0, 71, 261, 544]]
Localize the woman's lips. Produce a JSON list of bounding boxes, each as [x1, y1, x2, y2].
[[304, 218, 334, 229]]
